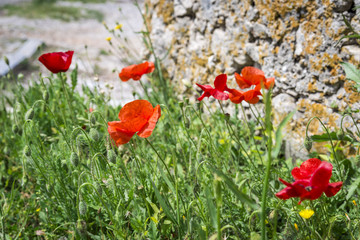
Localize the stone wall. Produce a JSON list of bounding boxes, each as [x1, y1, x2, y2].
[[144, 0, 360, 159]]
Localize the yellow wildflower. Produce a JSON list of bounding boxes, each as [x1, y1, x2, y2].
[[218, 139, 225, 145], [294, 223, 299, 231], [36, 208, 41, 212], [183, 215, 185, 220], [353, 200, 357, 206], [299, 209, 314, 219], [106, 37, 112, 42], [115, 24, 123, 30]]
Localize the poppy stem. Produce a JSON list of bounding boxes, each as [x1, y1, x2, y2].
[[58, 72, 77, 125], [261, 89, 273, 240], [145, 138, 174, 182]]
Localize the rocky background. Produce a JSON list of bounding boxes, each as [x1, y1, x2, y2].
[[144, 0, 360, 159]]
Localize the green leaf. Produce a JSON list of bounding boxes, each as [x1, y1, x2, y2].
[[204, 186, 217, 229], [346, 177, 360, 200], [208, 166, 258, 209], [310, 131, 353, 142], [151, 181, 177, 225], [272, 110, 296, 159], [340, 62, 360, 84]]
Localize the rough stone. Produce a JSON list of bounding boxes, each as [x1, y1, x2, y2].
[[144, 0, 360, 159]]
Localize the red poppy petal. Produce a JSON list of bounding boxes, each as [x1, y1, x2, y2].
[[275, 187, 295, 200], [241, 67, 266, 85], [119, 64, 136, 82], [38, 51, 74, 74], [137, 105, 161, 138], [246, 96, 259, 104], [117, 117, 148, 132], [279, 178, 292, 187], [243, 89, 262, 104], [212, 90, 229, 100], [131, 61, 155, 80], [325, 182, 343, 197], [310, 162, 333, 188], [108, 121, 135, 146], [228, 89, 244, 104], [292, 158, 322, 180], [198, 92, 211, 101], [214, 74, 228, 91], [235, 72, 252, 89], [118, 100, 154, 123], [265, 77, 275, 89], [196, 83, 214, 91]]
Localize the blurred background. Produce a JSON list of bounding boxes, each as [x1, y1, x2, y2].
[[0, 0, 145, 105]]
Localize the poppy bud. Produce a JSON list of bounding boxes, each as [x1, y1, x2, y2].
[[89, 128, 100, 142], [107, 149, 116, 163], [12, 124, 20, 134], [25, 108, 34, 120], [3, 56, 9, 66], [179, 101, 184, 108], [42, 90, 49, 101], [23, 146, 31, 157], [79, 201, 87, 217], [304, 137, 312, 152], [76, 135, 88, 150], [70, 152, 79, 167]]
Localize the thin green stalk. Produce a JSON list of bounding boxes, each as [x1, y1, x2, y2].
[[261, 89, 272, 240], [174, 155, 181, 240], [145, 138, 174, 182], [59, 72, 77, 124]]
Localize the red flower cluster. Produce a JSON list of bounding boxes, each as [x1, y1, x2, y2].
[[196, 74, 230, 101], [119, 61, 155, 82], [38, 51, 74, 74], [276, 158, 342, 204], [196, 66, 274, 104], [108, 100, 161, 145]]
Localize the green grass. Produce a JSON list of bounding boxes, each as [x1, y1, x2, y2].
[[0, 60, 358, 239], [0, 2, 104, 22]]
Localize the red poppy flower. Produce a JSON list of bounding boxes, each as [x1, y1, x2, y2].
[[196, 74, 230, 101], [107, 100, 161, 146], [235, 66, 274, 90], [228, 84, 262, 104], [119, 61, 155, 82], [276, 159, 342, 204], [38, 51, 74, 74]]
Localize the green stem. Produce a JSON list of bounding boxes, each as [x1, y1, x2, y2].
[[59, 72, 77, 124], [261, 89, 272, 240], [145, 138, 174, 182]]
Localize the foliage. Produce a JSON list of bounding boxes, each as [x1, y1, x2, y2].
[[0, 2, 360, 240]]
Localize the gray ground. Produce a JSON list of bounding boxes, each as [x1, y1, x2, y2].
[[0, 0, 145, 106]]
